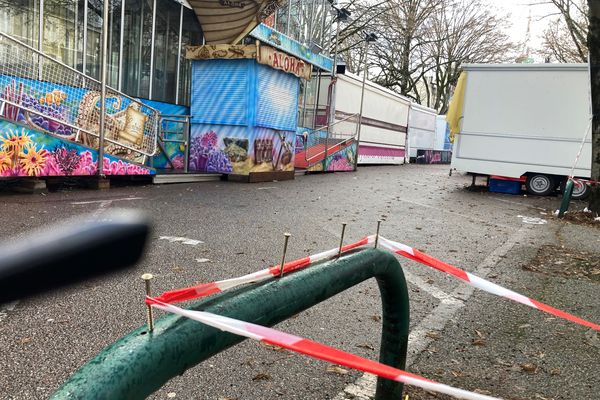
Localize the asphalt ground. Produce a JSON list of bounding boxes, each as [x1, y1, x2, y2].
[[0, 164, 598, 400]]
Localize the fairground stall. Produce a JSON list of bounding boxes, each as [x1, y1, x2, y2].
[[185, 24, 333, 182], [295, 65, 418, 172], [0, 0, 336, 187]]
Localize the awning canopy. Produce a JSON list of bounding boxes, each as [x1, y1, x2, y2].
[[188, 0, 284, 45]]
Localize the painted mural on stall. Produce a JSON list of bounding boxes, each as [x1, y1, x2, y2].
[[416, 149, 451, 164], [0, 120, 153, 177], [294, 129, 356, 172], [189, 125, 295, 174], [142, 99, 188, 171], [189, 59, 299, 175], [0, 75, 155, 165]]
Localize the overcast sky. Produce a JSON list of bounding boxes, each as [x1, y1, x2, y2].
[[489, 0, 558, 54]]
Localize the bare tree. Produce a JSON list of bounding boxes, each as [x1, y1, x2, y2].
[[343, 0, 514, 113], [367, 0, 443, 101], [331, 0, 391, 74], [423, 0, 515, 113], [538, 0, 589, 62]]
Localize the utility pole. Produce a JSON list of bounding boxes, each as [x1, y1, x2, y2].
[[354, 32, 377, 171], [98, 0, 109, 178], [589, 0, 600, 213], [326, 6, 350, 170]]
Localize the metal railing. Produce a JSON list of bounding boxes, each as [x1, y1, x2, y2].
[[0, 31, 159, 158], [52, 249, 410, 400], [305, 135, 355, 164], [301, 113, 359, 166], [156, 114, 191, 173]]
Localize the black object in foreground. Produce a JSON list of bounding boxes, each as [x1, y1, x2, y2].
[[0, 210, 150, 304]]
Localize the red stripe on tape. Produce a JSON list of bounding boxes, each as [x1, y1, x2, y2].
[[341, 237, 371, 252], [402, 248, 470, 282], [147, 282, 221, 305], [531, 299, 600, 331], [261, 337, 430, 383], [268, 256, 312, 276]]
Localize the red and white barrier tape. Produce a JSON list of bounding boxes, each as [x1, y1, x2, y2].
[[148, 297, 502, 400], [149, 236, 374, 304], [378, 236, 600, 332]]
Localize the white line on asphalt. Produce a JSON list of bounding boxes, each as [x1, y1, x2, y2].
[[333, 226, 530, 400], [257, 187, 277, 190], [0, 300, 19, 324], [159, 236, 204, 246], [401, 269, 456, 302], [70, 197, 145, 205]]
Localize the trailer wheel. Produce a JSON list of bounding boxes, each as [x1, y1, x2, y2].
[[570, 180, 590, 200], [525, 174, 555, 196]]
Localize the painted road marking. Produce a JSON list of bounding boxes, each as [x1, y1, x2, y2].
[[0, 301, 19, 324], [159, 236, 204, 246], [517, 215, 547, 225], [70, 197, 145, 205], [333, 226, 530, 400]]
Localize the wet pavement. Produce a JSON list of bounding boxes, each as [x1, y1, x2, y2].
[[0, 164, 598, 400]]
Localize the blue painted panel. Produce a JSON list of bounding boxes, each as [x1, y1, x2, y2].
[[141, 99, 189, 116], [190, 60, 249, 125], [256, 64, 299, 131]]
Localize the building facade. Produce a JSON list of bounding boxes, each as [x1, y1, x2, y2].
[[0, 0, 202, 105]]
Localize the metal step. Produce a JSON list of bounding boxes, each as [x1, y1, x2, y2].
[[153, 173, 222, 184]]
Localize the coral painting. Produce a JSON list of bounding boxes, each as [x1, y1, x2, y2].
[[189, 130, 233, 173], [0, 76, 158, 165], [0, 121, 153, 177], [188, 125, 295, 175]]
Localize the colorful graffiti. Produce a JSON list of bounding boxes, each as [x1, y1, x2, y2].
[[189, 125, 294, 174], [0, 75, 155, 165], [142, 99, 189, 171], [295, 129, 356, 172], [415, 149, 451, 164], [189, 59, 299, 176], [326, 144, 356, 171], [0, 120, 153, 177], [2, 78, 76, 139]]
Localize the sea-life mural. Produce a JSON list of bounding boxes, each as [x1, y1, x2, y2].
[[189, 129, 233, 173], [0, 121, 153, 177], [2, 78, 74, 138], [142, 99, 189, 171], [189, 125, 294, 174], [0, 75, 156, 164]]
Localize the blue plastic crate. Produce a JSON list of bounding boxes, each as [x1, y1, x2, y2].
[[489, 178, 522, 195]]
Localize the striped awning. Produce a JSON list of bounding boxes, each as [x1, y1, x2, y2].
[[188, 0, 284, 44]]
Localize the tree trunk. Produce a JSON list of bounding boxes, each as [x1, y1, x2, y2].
[[588, 0, 600, 213]]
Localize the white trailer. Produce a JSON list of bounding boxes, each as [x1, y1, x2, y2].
[[406, 103, 440, 163], [449, 63, 592, 198], [318, 72, 411, 164]]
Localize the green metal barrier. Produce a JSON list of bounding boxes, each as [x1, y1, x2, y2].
[[558, 179, 575, 218], [51, 249, 410, 400]]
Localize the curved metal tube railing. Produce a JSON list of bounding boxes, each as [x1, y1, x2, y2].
[[51, 249, 410, 400]]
